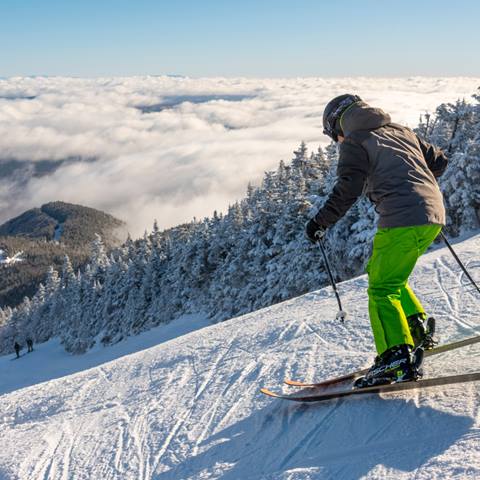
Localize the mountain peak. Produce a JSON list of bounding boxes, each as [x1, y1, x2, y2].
[[0, 201, 126, 246], [0, 201, 127, 308]]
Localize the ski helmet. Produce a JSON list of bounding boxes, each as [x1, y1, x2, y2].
[[323, 94, 362, 142]]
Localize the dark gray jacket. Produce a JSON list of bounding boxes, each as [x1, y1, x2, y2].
[[315, 101, 448, 229]]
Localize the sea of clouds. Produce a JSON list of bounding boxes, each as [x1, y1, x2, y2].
[[0, 76, 479, 235]]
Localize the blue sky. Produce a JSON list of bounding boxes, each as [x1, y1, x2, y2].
[[1, 0, 479, 77]]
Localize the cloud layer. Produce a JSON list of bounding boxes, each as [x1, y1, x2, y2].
[[0, 76, 479, 235]]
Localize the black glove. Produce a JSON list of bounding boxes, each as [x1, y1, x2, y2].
[[305, 218, 326, 243]]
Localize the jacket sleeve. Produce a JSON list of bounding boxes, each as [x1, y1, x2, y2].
[[314, 140, 368, 228], [416, 135, 448, 178]]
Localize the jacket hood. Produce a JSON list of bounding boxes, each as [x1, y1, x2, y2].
[[340, 101, 391, 136]]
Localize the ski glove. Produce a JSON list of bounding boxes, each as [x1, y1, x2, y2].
[[305, 219, 326, 243]]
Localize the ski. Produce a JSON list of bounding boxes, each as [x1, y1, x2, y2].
[[262, 371, 480, 403], [284, 334, 480, 388]]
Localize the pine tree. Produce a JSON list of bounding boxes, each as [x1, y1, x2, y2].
[[90, 234, 110, 281], [292, 141, 308, 170]]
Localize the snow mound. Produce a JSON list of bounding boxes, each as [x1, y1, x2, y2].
[[1, 234, 480, 479]]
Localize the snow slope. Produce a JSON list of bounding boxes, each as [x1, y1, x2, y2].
[[1, 234, 480, 479]]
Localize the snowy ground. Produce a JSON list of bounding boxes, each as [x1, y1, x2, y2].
[[1, 234, 480, 479], [0, 314, 210, 397]]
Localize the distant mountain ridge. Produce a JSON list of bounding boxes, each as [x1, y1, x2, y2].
[[0, 201, 126, 308], [0, 201, 126, 246], [0, 157, 97, 188]]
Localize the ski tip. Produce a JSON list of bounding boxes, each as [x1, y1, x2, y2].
[[260, 388, 282, 398], [284, 379, 307, 387]]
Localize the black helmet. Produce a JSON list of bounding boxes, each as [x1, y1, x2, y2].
[[323, 94, 362, 142]]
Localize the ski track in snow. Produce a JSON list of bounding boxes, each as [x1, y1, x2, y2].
[[1, 233, 480, 479]]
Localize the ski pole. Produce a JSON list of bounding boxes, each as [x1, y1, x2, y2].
[[317, 237, 347, 322], [440, 231, 480, 295]]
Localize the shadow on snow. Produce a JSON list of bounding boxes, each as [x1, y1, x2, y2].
[[155, 393, 474, 479]]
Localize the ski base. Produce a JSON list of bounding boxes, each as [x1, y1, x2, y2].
[[284, 334, 480, 389], [261, 371, 480, 403]]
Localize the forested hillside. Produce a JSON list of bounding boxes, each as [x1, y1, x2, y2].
[[0, 202, 126, 308], [0, 201, 126, 245], [1, 91, 479, 355]]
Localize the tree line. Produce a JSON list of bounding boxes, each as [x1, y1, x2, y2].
[[1, 91, 479, 354]]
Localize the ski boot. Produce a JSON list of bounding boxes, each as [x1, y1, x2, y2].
[[407, 314, 437, 350], [354, 344, 423, 389]]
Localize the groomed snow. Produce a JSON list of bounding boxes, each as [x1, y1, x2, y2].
[[1, 234, 480, 479]]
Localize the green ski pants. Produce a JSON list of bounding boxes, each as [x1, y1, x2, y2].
[[367, 224, 442, 355]]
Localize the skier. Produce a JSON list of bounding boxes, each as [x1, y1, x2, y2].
[[26, 338, 33, 353], [305, 94, 448, 388], [14, 341, 21, 359]]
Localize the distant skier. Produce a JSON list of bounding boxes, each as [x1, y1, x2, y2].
[[26, 338, 33, 353], [14, 341, 21, 359], [305, 94, 448, 388]]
